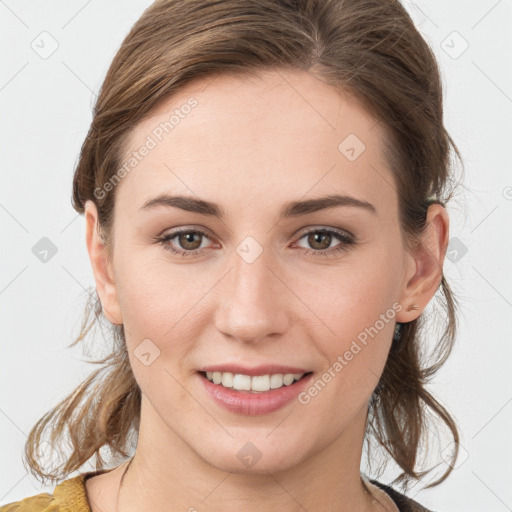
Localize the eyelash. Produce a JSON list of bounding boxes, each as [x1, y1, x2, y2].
[[154, 227, 356, 259]]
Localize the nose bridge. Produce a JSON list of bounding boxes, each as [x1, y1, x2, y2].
[[213, 236, 289, 342]]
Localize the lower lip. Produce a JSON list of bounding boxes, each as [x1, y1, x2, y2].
[[199, 372, 314, 415]]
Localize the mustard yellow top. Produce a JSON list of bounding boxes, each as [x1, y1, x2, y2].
[[0, 469, 105, 512], [0, 471, 431, 511]]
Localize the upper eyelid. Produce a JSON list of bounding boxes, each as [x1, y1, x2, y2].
[[295, 226, 353, 237]]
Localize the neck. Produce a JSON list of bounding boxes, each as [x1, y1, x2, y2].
[[111, 396, 381, 512]]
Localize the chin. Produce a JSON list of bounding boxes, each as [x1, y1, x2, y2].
[[195, 435, 309, 476]]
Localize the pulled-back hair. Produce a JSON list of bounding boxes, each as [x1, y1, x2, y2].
[[24, 0, 463, 490]]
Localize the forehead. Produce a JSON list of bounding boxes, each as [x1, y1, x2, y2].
[[117, 69, 395, 217]]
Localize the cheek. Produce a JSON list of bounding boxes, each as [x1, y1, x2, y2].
[[292, 254, 398, 392], [295, 251, 399, 336], [114, 252, 218, 386], [114, 247, 205, 330], [117, 262, 197, 401]]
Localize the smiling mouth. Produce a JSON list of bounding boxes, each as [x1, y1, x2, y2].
[[198, 370, 313, 393]]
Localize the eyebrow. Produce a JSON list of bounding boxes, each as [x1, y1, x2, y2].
[[140, 193, 377, 219]]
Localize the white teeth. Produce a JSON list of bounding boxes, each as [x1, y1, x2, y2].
[[203, 371, 306, 392], [283, 374, 295, 386], [270, 374, 283, 389], [233, 374, 251, 391], [221, 372, 233, 388], [252, 375, 270, 391]]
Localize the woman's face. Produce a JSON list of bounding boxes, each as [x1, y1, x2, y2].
[[86, 69, 437, 474]]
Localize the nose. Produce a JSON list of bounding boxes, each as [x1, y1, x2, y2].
[[213, 242, 290, 344]]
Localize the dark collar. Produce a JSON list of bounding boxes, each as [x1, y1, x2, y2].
[[369, 479, 434, 512]]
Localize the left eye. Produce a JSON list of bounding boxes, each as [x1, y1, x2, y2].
[[155, 227, 355, 258], [157, 230, 211, 255], [292, 228, 356, 258]]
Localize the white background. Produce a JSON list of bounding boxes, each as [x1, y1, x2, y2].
[[1, 1, 511, 510]]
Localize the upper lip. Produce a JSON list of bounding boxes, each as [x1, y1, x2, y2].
[[198, 364, 311, 376]]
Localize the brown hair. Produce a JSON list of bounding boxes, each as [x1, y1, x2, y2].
[[24, 0, 463, 490]]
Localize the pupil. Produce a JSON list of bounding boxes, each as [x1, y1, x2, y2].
[[181, 232, 200, 249], [310, 232, 330, 250]]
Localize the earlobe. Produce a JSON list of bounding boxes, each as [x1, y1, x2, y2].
[[396, 204, 449, 323], [84, 200, 123, 325]]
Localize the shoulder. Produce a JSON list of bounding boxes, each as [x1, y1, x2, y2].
[[0, 473, 92, 512], [0, 493, 55, 512], [369, 479, 436, 512]]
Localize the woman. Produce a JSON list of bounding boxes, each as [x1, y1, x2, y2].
[[2, 0, 463, 510]]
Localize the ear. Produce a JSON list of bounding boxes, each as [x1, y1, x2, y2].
[[396, 203, 449, 323], [84, 200, 123, 325]]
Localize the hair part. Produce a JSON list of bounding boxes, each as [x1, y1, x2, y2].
[[24, 0, 463, 490]]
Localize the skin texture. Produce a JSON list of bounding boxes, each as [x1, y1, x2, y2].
[[83, 69, 448, 512]]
